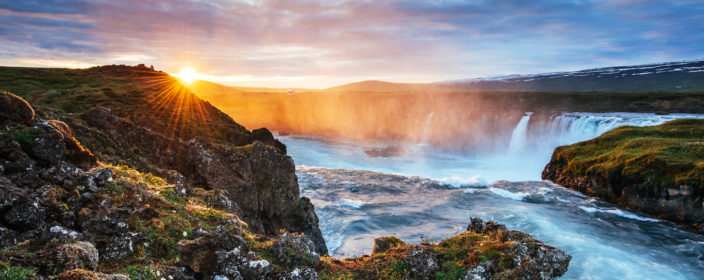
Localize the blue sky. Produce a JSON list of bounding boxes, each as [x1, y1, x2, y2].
[[0, 0, 702, 88]]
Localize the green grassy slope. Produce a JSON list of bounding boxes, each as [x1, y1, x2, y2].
[[550, 119, 704, 190]]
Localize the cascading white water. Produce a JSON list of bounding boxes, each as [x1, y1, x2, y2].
[[508, 112, 532, 154], [279, 111, 704, 279], [420, 112, 434, 145]]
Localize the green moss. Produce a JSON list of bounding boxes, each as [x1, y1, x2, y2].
[[432, 261, 465, 280], [551, 119, 704, 191], [122, 265, 159, 280], [7, 125, 42, 152], [0, 263, 36, 280]]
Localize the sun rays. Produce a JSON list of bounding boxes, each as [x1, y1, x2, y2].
[[172, 67, 199, 84]]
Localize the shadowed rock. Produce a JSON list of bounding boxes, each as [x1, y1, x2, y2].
[[371, 236, 406, 254], [0, 90, 34, 124]]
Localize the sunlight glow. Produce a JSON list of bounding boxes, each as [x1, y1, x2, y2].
[[174, 67, 199, 84]]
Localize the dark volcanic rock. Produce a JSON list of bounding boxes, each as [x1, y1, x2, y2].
[[252, 127, 287, 153], [0, 90, 34, 124]]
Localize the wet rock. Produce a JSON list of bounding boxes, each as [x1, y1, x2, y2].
[[467, 217, 506, 234], [371, 236, 406, 254], [270, 232, 320, 266], [0, 90, 34, 124]]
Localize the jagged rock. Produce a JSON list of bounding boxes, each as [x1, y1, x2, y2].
[[3, 201, 44, 230], [101, 232, 141, 261], [404, 246, 439, 278], [0, 90, 34, 124], [465, 218, 571, 280], [371, 236, 405, 254], [270, 232, 320, 266], [178, 226, 247, 277], [215, 248, 274, 280], [467, 217, 506, 234], [462, 263, 491, 280], [282, 267, 318, 280], [251, 127, 287, 153]]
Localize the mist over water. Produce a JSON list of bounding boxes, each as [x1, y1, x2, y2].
[[279, 112, 704, 280]]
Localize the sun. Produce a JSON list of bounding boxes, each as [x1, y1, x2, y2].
[[174, 67, 198, 84]]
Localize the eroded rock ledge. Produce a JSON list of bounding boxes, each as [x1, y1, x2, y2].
[[542, 119, 704, 232]]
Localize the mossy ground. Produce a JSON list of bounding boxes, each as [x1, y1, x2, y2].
[[0, 65, 250, 147], [318, 231, 517, 280], [551, 118, 704, 190]]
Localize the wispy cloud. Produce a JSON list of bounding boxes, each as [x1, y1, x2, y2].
[[0, 0, 702, 87]]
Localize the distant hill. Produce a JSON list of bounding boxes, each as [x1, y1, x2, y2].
[[439, 59, 704, 92]]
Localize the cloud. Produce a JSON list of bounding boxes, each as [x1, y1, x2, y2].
[[0, 0, 702, 87]]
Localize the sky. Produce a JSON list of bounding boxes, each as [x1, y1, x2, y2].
[[1, 0, 703, 88]]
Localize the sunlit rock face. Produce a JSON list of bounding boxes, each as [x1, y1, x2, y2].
[[0, 66, 328, 255]]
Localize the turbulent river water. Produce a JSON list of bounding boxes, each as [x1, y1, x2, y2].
[[278, 112, 704, 280]]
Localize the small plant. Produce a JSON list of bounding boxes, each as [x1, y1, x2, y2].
[[122, 265, 159, 280], [432, 261, 465, 280], [8, 125, 41, 152], [0, 264, 36, 280]]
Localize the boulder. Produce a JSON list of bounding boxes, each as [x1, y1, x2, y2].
[[0, 90, 34, 124], [270, 232, 320, 266], [371, 236, 406, 254], [404, 246, 439, 278], [42, 241, 100, 274], [251, 127, 286, 154], [178, 226, 247, 277]]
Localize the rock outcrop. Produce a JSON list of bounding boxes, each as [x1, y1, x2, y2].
[[75, 103, 326, 255], [542, 120, 704, 231], [0, 89, 34, 124], [324, 217, 571, 280]]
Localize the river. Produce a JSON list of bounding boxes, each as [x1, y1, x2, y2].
[[279, 112, 704, 280]]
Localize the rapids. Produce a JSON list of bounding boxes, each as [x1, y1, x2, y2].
[[278, 112, 704, 280]]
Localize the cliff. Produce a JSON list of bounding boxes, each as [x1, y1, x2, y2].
[[0, 65, 324, 254], [542, 119, 704, 231]]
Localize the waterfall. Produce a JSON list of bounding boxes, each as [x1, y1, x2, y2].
[[508, 112, 532, 154], [544, 112, 704, 148], [420, 112, 435, 145]]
